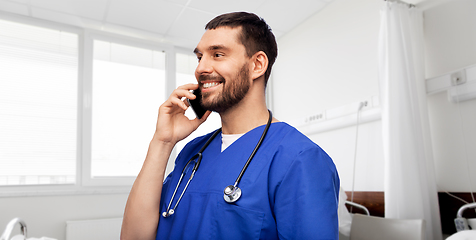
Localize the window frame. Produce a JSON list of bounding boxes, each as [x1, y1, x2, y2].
[[0, 13, 179, 195], [81, 30, 176, 186]]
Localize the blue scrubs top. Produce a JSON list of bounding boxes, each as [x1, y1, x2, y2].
[[157, 122, 340, 240]]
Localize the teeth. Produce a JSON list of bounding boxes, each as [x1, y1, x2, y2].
[[203, 82, 220, 88]]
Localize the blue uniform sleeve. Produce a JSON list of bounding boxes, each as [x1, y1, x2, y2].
[[273, 146, 340, 240]]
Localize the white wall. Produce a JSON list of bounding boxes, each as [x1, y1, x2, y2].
[[424, 0, 476, 192], [0, 194, 128, 239], [273, 0, 476, 193], [273, 0, 381, 119], [272, 0, 384, 191], [308, 121, 384, 191]]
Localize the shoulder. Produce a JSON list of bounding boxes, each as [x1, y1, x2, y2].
[[270, 122, 317, 147], [271, 122, 332, 162], [268, 124, 340, 239], [268, 122, 337, 178]]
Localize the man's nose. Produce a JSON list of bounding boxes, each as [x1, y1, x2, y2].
[[195, 57, 213, 75]]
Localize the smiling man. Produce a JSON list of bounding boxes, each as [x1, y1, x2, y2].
[[121, 12, 340, 240]]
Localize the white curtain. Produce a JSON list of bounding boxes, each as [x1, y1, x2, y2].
[[378, 2, 442, 240]]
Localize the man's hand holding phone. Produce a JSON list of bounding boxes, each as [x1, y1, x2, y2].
[[153, 84, 210, 146]]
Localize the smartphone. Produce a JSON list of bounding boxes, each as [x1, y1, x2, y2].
[[187, 88, 207, 119]]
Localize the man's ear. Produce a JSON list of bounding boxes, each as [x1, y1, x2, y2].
[[250, 51, 268, 81]]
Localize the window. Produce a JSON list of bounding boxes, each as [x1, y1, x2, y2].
[[0, 19, 78, 186], [89, 40, 166, 180], [0, 16, 219, 192]]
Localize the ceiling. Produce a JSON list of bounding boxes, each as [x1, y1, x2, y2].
[[0, 0, 336, 50]]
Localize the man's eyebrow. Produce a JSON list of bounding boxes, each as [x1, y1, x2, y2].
[[193, 45, 229, 55], [208, 45, 229, 51]]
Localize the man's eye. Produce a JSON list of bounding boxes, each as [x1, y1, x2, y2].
[[215, 53, 223, 58], [197, 56, 202, 62]]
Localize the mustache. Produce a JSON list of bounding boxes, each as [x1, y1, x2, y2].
[[198, 74, 225, 82]]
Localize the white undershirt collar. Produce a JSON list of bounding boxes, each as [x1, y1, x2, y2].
[[221, 133, 244, 152]]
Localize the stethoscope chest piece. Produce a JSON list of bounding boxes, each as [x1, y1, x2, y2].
[[223, 185, 242, 203]]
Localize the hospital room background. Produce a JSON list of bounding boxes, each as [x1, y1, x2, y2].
[[0, 0, 475, 239]]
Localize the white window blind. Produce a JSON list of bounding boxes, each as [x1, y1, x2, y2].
[[0, 19, 78, 186], [91, 40, 166, 177]]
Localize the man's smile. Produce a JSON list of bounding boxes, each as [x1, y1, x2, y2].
[[202, 81, 221, 89]]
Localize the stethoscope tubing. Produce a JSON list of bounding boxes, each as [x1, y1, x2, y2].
[[163, 110, 272, 217], [163, 130, 221, 217], [232, 110, 272, 187]]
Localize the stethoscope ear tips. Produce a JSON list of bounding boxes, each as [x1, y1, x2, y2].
[[223, 185, 242, 203], [162, 209, 175, 218]]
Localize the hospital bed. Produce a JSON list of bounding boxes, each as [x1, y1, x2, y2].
[[349, 214, 425, 240], [0, 218, 27, 240], [0, 218, 55, 240], [338, 187, 369, 240], [339, 200, 368, 240], [338, 187, 425, 240], [345, 200, 370, 216], [446, 202, 476, 240]]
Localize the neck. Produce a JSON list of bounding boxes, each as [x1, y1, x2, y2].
[[219, 79, 277, 134], [220, 104, 269, 135]]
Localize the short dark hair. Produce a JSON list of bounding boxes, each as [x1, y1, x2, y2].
[[205, 12, 278, 84]]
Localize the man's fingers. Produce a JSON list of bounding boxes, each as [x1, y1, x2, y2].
[[168, 97, 188, 111], [197, 111, 212, 123], [176, 83, 199, 92], [171, 87, 199, 103]]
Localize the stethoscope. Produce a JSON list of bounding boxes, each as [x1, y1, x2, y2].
[[162, 110, 272, 218]]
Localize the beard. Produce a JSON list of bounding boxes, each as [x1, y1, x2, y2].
[[199, 64, 251, 113]]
